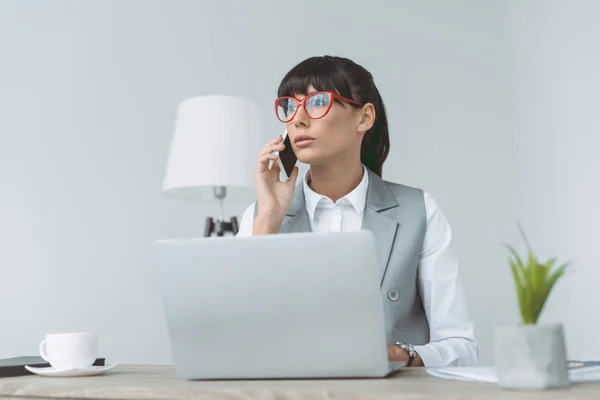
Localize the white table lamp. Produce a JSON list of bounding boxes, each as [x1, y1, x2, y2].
[[163, 95, 264, 236]]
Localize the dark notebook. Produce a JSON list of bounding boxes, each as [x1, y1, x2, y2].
[[0, 357, 105, 378]]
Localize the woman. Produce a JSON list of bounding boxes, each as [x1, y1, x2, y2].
[[236, 55, 478, 367]]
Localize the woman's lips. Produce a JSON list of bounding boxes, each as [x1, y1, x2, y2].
[[294, 134, 316, 148], [295, 138, 315, 148]]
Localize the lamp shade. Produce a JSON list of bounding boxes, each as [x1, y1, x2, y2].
[[163, 95, 265, 202]]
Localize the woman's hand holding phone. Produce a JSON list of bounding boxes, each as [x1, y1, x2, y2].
[[253, 135, 299, 235]]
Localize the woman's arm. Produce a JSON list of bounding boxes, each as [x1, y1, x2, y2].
[[236, 202, 283, 236], [413, 193, 479, 367]]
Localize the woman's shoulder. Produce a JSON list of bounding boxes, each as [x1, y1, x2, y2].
[[382, 179, 422, 192], [381, 178, 427, 200], [380, 179, 438, 212]]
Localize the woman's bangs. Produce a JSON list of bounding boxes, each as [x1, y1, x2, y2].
[[277, 57, 352, 99]]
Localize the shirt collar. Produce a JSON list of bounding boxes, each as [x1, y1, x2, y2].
[[302, 165, 369, 221]]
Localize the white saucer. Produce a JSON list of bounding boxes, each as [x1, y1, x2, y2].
[[25, 364, 117, 377]]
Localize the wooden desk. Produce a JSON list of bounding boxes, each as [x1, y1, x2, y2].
[[0, 365, 598, 400]]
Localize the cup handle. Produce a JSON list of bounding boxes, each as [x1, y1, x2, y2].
[[39, 340, 49, 362]]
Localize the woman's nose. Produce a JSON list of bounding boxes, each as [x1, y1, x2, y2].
[[293, 105, 310, 127]]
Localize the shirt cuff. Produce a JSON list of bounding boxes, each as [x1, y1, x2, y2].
[[414, 344, 443, 367]]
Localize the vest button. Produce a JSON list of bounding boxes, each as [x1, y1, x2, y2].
[[388, 289, 399, 301]]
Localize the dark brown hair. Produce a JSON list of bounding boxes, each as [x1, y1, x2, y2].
[[277, 55, 390, 177]]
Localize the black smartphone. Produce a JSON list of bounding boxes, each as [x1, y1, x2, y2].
[[277, 128, 297, 180]]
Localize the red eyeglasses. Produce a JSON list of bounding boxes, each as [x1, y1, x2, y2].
[[274, 91, 363, 123]]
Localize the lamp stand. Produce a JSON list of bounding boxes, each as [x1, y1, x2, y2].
[[204, 186, 239, 237]]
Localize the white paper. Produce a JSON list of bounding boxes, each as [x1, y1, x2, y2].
[[427, 366, 497, 383], [427, 364, 600, 383]]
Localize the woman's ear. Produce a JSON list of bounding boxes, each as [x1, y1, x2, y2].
[[357, 103, 376, 134]]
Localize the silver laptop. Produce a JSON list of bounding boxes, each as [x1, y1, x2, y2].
[[153, 230, 405, 380]]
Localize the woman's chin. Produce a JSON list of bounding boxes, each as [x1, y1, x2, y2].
[[296, 153, 320, 165], [295, 147, 325, 163], [296, 149, 339, 167]]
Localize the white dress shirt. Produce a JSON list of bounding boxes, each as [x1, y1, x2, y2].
[[237, 166, 479, 367]]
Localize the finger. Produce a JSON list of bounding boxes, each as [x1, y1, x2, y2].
[[260, 143, 285, 154], [270, 158, 281, 172], [269, 135, 283, 144], [287, 166, 299, 186], [262, 135, 284, 152], [266, 154, 280, 163], [260, 143, 285, 157], [259, 153, 279, 164], [259, 154, 279, 167]]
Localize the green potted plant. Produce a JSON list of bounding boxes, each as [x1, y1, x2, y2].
[[494, 224, 571, 390]]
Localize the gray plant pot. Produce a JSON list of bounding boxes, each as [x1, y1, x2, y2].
[[494, 324, 569, 390]]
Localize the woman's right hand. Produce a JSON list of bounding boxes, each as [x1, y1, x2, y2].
[[253, 135, 299, 234]]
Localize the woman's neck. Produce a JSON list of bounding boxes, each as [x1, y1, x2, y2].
[[308, 161, 365, 203]]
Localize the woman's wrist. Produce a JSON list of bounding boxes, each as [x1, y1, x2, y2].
[[252, 211, 284, 235], [410, 352, 424, 367], [387, 344, 424, 367]]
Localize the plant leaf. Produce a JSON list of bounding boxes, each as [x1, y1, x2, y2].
[[510, 260, 527, 323], [534, 261, 568, 323], [505, 245, 528, 289], [517, 222, 535, 258], [504, 225, 569, 325], [504, 244, 524, 271], [531, 261, 551, 322]]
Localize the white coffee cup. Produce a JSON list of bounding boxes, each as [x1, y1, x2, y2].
[[39, 332, 98, 370]]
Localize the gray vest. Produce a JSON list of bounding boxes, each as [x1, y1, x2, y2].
[[254, 169, 430, 345]]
